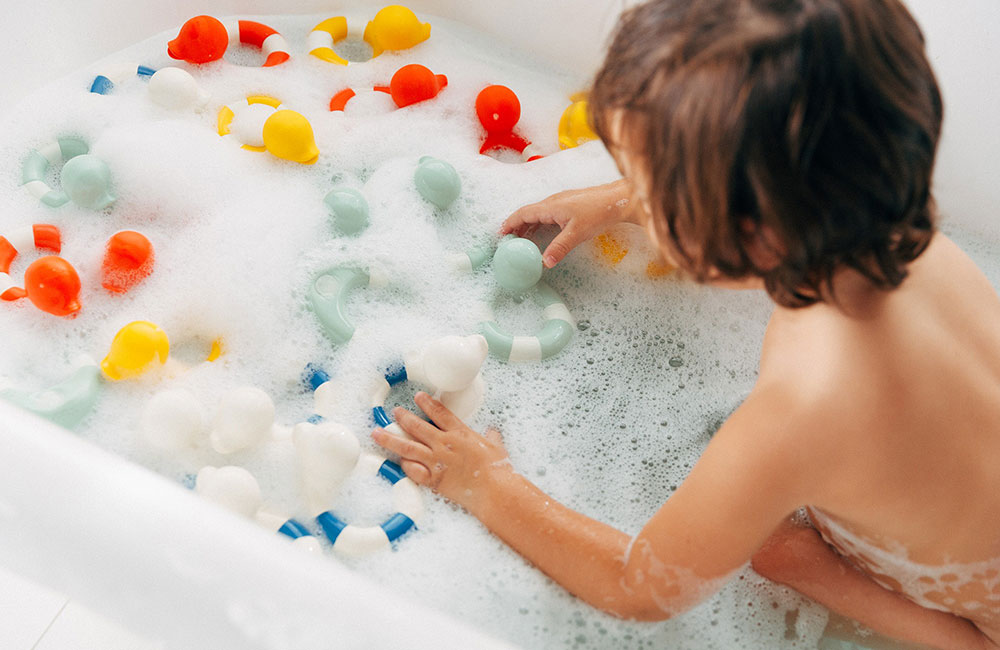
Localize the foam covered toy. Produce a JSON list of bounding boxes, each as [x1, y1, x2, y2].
[[374, 64, 448, 108], [254, 508, 322, 553], [148, 67, 210, 110], [363, 5, 431, 56], [89, 63, 156, 95], [477, 236, 575, 362], [293, 420, 361, 515], [308, 265, 389, 344], [476, 85, 543, 163], [101, 321, 170, 381], [210, 386, 276, 454], [1, 224, 62, 303], [168, 16, 290, 67], [324, 187, 370, 236], [102, 231, 154, 294], [414, 156, 461, 209], [21, 138, 116, 209], [307, 17, 352, 65], [370, 335, 488, 440], [558, 98, 598, 149], [196, 465, 263, 517], [141, 388, 206, 451], [23, 257, 82, 317], [0, 357, 102, 429], [218, 96, 319, 164]]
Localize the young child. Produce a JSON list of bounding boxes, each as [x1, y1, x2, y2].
[[373, 1, 1000, 647]]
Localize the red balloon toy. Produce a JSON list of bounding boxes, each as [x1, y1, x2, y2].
[[330, 64, 448, 112], [475, 85, 542, 162], [168, 16, 230, 64], [102, 231, 155, 294], [24, 256, 82, 317]]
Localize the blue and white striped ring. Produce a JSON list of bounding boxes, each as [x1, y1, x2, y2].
[[371, 364, 408, 436], [255, 509, 322, 552], [90, 63, 156, 95], [316, 452, 423, 556]]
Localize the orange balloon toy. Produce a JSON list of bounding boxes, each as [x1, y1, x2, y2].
[[102, 231, 155, 294], [374, 64, 448, 108], [24, 256, 82, 317]]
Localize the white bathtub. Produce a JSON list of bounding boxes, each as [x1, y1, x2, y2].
[[1, 1, 998, 648]]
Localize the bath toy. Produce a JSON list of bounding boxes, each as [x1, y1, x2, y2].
[[60, 154, 116, 209], [140, 388, 206, 451], [102, 231, 154, 294], [218, 97, 319, 164], [23, 256, 82, 317], [89, 63, 156, 95], [328, 89, 358, 112], [476, 85, 543, 162], [447, 243, 494, 273], [21, 137, 90, 207], [479, 236, 575, 362], [363, 5, 431, 57], [373, 64, 448, 108], [255, 508, 322, 552], [101, 321, 169, 381], [493, 234, 543, 292], [0, 224, 62, 302], [0, 357, 102, 429], [308, 17, 352, 65], [262, 110, 320, 165], [558, 97, 598, 149], [308, 265, 388, 345], [414, 156, 461, 209], [168, 16, 290, 67], [372, 335, 488, 437], [593, 231, 629, 266], [210, 386, 276, 454], [324, 187, 370, 236], [147, 67, 210, 110], [195, 466, 263, 518], [293, 420, 362, 515]]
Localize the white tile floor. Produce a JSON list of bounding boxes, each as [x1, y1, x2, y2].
[[0, 565, 158, 650]]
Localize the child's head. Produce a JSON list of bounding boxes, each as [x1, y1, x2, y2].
[[590, 0, 943, 307]]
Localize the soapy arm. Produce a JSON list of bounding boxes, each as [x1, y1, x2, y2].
[[374, 389, 806, 620]]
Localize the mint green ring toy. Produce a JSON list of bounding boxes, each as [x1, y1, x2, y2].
[[308, 266, 387, 344], [21, 137, 91, 207], [414, 156, 461, 209], [0, 358, 103, 429], [324, 187, 370, 236], [480, 282, 575, 362]]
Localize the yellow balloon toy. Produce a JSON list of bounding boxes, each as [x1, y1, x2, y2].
[[101, 321, 170, 381], [262, 110, 320, 165], [558, 98, 599, 150], [363, 6, 431, 56]]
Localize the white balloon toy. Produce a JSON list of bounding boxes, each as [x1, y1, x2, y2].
[[404, 334, 488, 420], [292, 420, 361, 515], [195, 466, 263, 518], [148, 67, 210, 111], [140, 388, 206, 451], [210, 386, 276, 454]]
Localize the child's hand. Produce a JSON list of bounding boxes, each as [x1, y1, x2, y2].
[[500, 180, 638, 268], [371, 392, 510, 512]]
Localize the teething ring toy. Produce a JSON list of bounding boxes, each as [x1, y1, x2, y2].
[[168, 16, 290, 67], [309, 6, 430, 66], [316, 453, 423, 556], [307, 265, 388, 344], [329, 64, 448, 112], [0, 224, 62, 302], [89, 63, 156, 95], [481, 282, 575, 362], [22, 137, 117, 209]]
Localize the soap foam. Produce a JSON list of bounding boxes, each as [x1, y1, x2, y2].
[[22, 11, 1000, 649]]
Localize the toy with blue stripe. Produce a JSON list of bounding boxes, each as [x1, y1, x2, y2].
[[89, 63, 156, 95]]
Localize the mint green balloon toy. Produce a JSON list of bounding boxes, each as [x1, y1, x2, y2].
[[0, 359, 103, 429], [324, 187, 370, 236], [61, 154, 116, 209], [414, 156, 461, 209], [493, 234, 543, 292]]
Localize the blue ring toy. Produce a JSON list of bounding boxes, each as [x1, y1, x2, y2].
[[90, 64, 156, 95]]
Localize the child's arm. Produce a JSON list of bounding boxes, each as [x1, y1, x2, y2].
[[374, 389, 806, 619], [752, 519, 995, 650]]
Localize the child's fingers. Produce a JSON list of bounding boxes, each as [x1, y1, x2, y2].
[[484, 427, 504, 447], [500, 204, 558, 235], [400, 459, 432, 486], [372, 428, 433, 465], [415, 392, 463, 431], [542, 228, 580, 268], [392, 407, 440, 444]]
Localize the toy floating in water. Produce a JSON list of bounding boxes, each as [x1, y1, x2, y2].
[[102, 231, 154, 294], [217, 96, 319, 164], [22, 138, 116, 209], [329, 64, 447, 112], [309, 6, 430, 66], [147, 67, 210, 111], [0, 357, 102, 429], [292, 417, 423, 556], [89, 63, 156, 95], [558, 96, 598, 149], [308, 265, 388, 345], [23, 256, 82, 317], [478, 236, 575, 362], [476, 85, 543, 163], [101, 321, 170, 381], [324, 187, 370, 236], [196, 466, 321, 553], [1, 223, 62, 300], [414, 156, 461, 209], [168, 16, 290, 67], [370, 334, 488, 438]]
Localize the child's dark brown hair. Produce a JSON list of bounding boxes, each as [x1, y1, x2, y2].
[[590, 0, 943, 307]]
